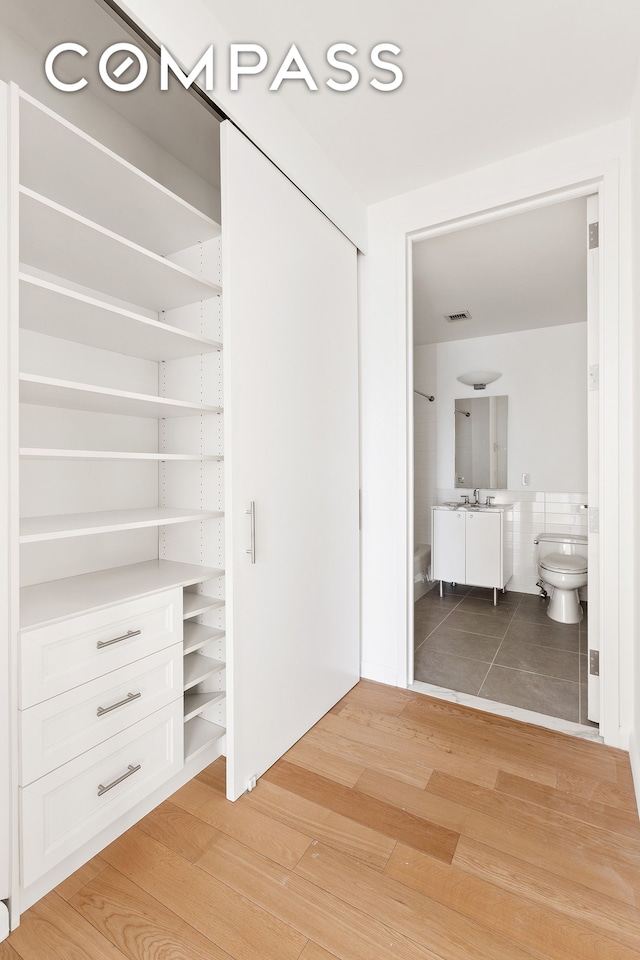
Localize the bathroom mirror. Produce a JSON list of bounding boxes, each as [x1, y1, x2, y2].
[[454, 395, 508, 489]]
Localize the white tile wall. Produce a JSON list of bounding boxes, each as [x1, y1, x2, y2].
[[436, 488, 588, 594]]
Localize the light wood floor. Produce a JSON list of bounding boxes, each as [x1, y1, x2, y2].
[[3, 679, 640, 960]]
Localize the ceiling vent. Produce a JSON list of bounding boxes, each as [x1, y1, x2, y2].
[[444, 310, 472, 322]]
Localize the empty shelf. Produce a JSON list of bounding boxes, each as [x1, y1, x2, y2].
[[20, 449, 223, 461], [19, 374, 222, 419], [20, 188, 221, 311], [183, 653, 225, 691], [20, 507, 223, 543], [20, 274, 222, 361], [183, 691, 225, 723], [184, 716, 226, 763], [20, 92, 221, 256], [183, 622, 226, 655], [183, 593, 225, 619], [20, 560, 223, 630]]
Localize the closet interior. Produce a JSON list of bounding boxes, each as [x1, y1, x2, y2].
[[3, 1, 229, 902]]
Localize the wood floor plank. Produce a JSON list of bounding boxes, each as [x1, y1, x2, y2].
[[69, 864, 235, 960], [6, 892, 128, 960], [339, 703, 561, 787], [454, 836, 640, 953], [54, 854, 108, 902], [136, 799, 221, 862], [283, 736, 367, 787], [195, 758, 226, 791], [294, 841, 541, 960], [385, 841, 640, 960], [299, 944, 341, 960], [303, 722, 434, 788], [341, 680, 421, 715], [355, 767, 640, 905], [317, 709, 502, 788], [171, 775, 313, 869], [495, 770, 640, 840], [243, 779, 396, 870], [556, 771, 639, 811], [399, 695, 620, 782], [427, 771, 640, 876], [100, 825, 307, 960], [0, 942, 23, 960], [197, 832, 444, 960], [264, 759, 459, 864]]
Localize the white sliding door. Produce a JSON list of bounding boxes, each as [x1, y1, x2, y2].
[[221, 123, 360, 801]]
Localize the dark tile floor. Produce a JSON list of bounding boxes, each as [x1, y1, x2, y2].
[[414, 583, 595, 725]]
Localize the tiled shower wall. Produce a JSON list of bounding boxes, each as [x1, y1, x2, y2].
[[436, 489, 589, 594]]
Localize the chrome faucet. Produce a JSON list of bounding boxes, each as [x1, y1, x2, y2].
[[472, 488, 480, 504]]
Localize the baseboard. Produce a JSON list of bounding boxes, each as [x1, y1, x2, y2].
[[628, 727, 640, 816], [360, 661, 398, 686], [0, 900, 8, 942]]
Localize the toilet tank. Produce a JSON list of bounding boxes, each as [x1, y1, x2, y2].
[[535, 533, 588, 565]]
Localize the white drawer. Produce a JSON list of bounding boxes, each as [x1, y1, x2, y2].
[[21, 700, 183, 887], [20, 645, 183, 786], [20, 588, 182, 708]]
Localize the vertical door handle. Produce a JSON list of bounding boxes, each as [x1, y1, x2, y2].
[[246, 501, 256, 563]]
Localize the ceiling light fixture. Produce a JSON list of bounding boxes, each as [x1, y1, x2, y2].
[[456, 371, 502, 390]]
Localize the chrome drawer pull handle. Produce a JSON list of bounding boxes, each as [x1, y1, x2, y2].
[[97, 763, 141, 797], [96, 691, 141, 717], [97, 629, 141, 649]]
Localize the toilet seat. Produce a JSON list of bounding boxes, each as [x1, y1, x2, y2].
[[539, 552, 587, 575]]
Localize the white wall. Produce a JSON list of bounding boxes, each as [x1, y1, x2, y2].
[[119, 0, 367, 251], [413, 344, 437, 546], [360, 121, 632, 753], [436, 324, 587, 493], [629, 64, 640, 807]]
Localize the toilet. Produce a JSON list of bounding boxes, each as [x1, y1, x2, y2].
[[534, 533, 588, 624]]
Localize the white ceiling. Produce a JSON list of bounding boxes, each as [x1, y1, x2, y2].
[[412, 197, 588, 345], [205, 0, 640, 204]]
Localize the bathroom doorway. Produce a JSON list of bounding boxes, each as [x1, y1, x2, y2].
[[408, 191, 600, 735]]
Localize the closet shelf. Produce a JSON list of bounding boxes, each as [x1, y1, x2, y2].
[[19, 374, 222, 419], [20, 274, 222, 362], [184, 716, 226, 763], [20, 188, 222, 311], [183, 691, 225, 723], [20, 92, 221, 256], [183, 594, 225, 620], [20, 560, 224, 631], [183, 653, 225, 691], [183, 622, 226, 655], [20, 449, 224, 462], [19, 507, 224, 544]]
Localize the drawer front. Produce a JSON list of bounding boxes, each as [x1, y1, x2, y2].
[[20, 588, 182, 708], [20, 645, 183, 786], [21, 701, 183, 887]]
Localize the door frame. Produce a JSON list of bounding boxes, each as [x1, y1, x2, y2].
[[405, 179, 616, 741]]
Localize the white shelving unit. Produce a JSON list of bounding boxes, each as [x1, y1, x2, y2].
[[20, 188, 221, 311], [20, 373, 222, 419], [19, 92, 221, 257], [19, 507, 223, 543], [20, 450, 224, 462], [20, 274, 222, 361], [14, 82, 228, 897]]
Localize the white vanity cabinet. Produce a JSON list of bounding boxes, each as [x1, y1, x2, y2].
[[431, 506, 512, 594]]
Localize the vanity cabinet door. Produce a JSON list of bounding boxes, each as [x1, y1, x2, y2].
[[432, 510, 466, 582], [465, 512, 502, 587]]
